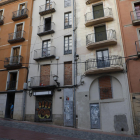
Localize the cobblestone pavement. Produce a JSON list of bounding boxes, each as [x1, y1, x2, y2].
[[0, 118, 139, 140]]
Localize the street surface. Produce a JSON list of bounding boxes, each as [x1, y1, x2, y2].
[[0, 118, 139, 140]]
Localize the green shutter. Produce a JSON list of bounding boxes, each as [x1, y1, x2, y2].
[[93, 4, 104, 19], [95, 25, 107, 42]]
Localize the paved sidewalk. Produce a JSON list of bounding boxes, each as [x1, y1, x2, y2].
[[0, 118, 139, 140]]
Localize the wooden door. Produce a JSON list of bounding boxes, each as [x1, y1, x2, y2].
[[95, 25, 107, 42], [93, 4, 104, 19], [12, 47, 20, 64], [135, 3, 140, 19], [40, 65, 50, 86], [16, 24, 23, 38]]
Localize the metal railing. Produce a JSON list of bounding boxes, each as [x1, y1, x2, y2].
[[39, 2, 55, 13], [86, 30, 116, 45], [34, 46, 55, 59], [7, 81, 16, 90], [85, 8, 113, 22], [38, 23, 55, 34], [64, 74, 72, 85], [0, 15, 4, 21], [12, 8, 28, 18], [85, 55, 123, 71], [30, 75, 52, 87], [130, 10, 140, 21], [135, 40, 140, 53], [8, 30, 25, 40], [4, 55, 23, 66]]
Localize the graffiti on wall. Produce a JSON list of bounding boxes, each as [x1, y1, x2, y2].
[[36, 100, 52, 119]]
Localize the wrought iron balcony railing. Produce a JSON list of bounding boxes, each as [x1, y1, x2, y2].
[[12, 8, 28, 21], [135, 40, 140, 56], [39, 2, 55, 16], [30, 75, 56, 88], [85, 55, 123, 71], [7, 81, 17, 90], [4, 55, 23, 69], [85, 8, 113, 22], [86, 29, 116, 45], [37, 23, 55, 36], [8, 30, 25, 43], [130, 10, 140, 25], [0, 15, 4, 25], [34, 46, 56, 60]]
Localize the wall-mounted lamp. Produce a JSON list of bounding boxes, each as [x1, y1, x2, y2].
[[53, 75, 60, 87]]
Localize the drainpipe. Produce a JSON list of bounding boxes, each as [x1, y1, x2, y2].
[[73, 0, 76, 128]]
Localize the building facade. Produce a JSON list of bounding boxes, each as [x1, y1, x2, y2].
[[116, 0, 140, 135], [75, 0, 134, 134], [25, 0, 75, 126], [0, 0, 33, 120]]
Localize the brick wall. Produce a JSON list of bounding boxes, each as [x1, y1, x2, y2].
[[64, 62, 72, 85], [40, 65, 50, 86], [98, 76, 112, 100]]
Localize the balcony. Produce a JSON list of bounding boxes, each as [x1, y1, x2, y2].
[[135, 40, 140, 56], [37, 23, 55, 36], [12, 8, 28, 21], [4, 56, 22, 69], [85, 55, 124, 75], [30, 75, 56, 89], [86, 0, 101, 5], [34, 46, 56, 61], [0, 16, 4, 25], [130, 10, 140, 26], [85, 8, 113, 27], [39, 2, 56, 16], [86, 30, 117, 49], [7, 81, 17, 90], [8, 30, 25, 44], [0, 0, 18, 6]]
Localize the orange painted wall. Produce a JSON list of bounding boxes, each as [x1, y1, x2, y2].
[[0, 0, 33, 91], [116, 0, 140, 93]]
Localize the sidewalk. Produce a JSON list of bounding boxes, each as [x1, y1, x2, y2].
[[0, 118, 139, 140]]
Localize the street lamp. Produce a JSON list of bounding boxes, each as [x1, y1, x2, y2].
[[53, 75, 60, 87]]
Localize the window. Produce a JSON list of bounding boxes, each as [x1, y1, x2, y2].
[[64, 36, 72, 54], [98, 76, 112, 100], [134, 2, 140, 20], [96, 50, 110, 68], [93, 4, 104, 19], [64, 62, 72, 85], [7, 72, 18, 90], [46, 0, 52, 10], [42, 40, 51, 57], [11, 47, 20, 64], [95, 25, 107, 42], [64, 12, 72, 29], [15, 23, 23, 39], [19, 3, 26, 16], [44, 17, 51, 31], [64, 0, 71, 7]]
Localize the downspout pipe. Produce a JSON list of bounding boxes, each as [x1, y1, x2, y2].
[[72, 0, 76, 128]]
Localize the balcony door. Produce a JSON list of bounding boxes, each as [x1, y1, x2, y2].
[[42, 40, 51, 57], [46, 0, 52, 10], [44, 18, 51, 31], [0, 10, 3, 20], [134, 3, 140, 20], [8, 72, 17, 90], [19, 3, 25, 15], [11, 47, 20, 64], [95, 25, 107, 42], [96, 50, 110, 68], [15, 23, 23, 39], [93, 4, 104, 19]]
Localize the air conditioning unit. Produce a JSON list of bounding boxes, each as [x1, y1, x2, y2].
[[23, 83, 28, 90]]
